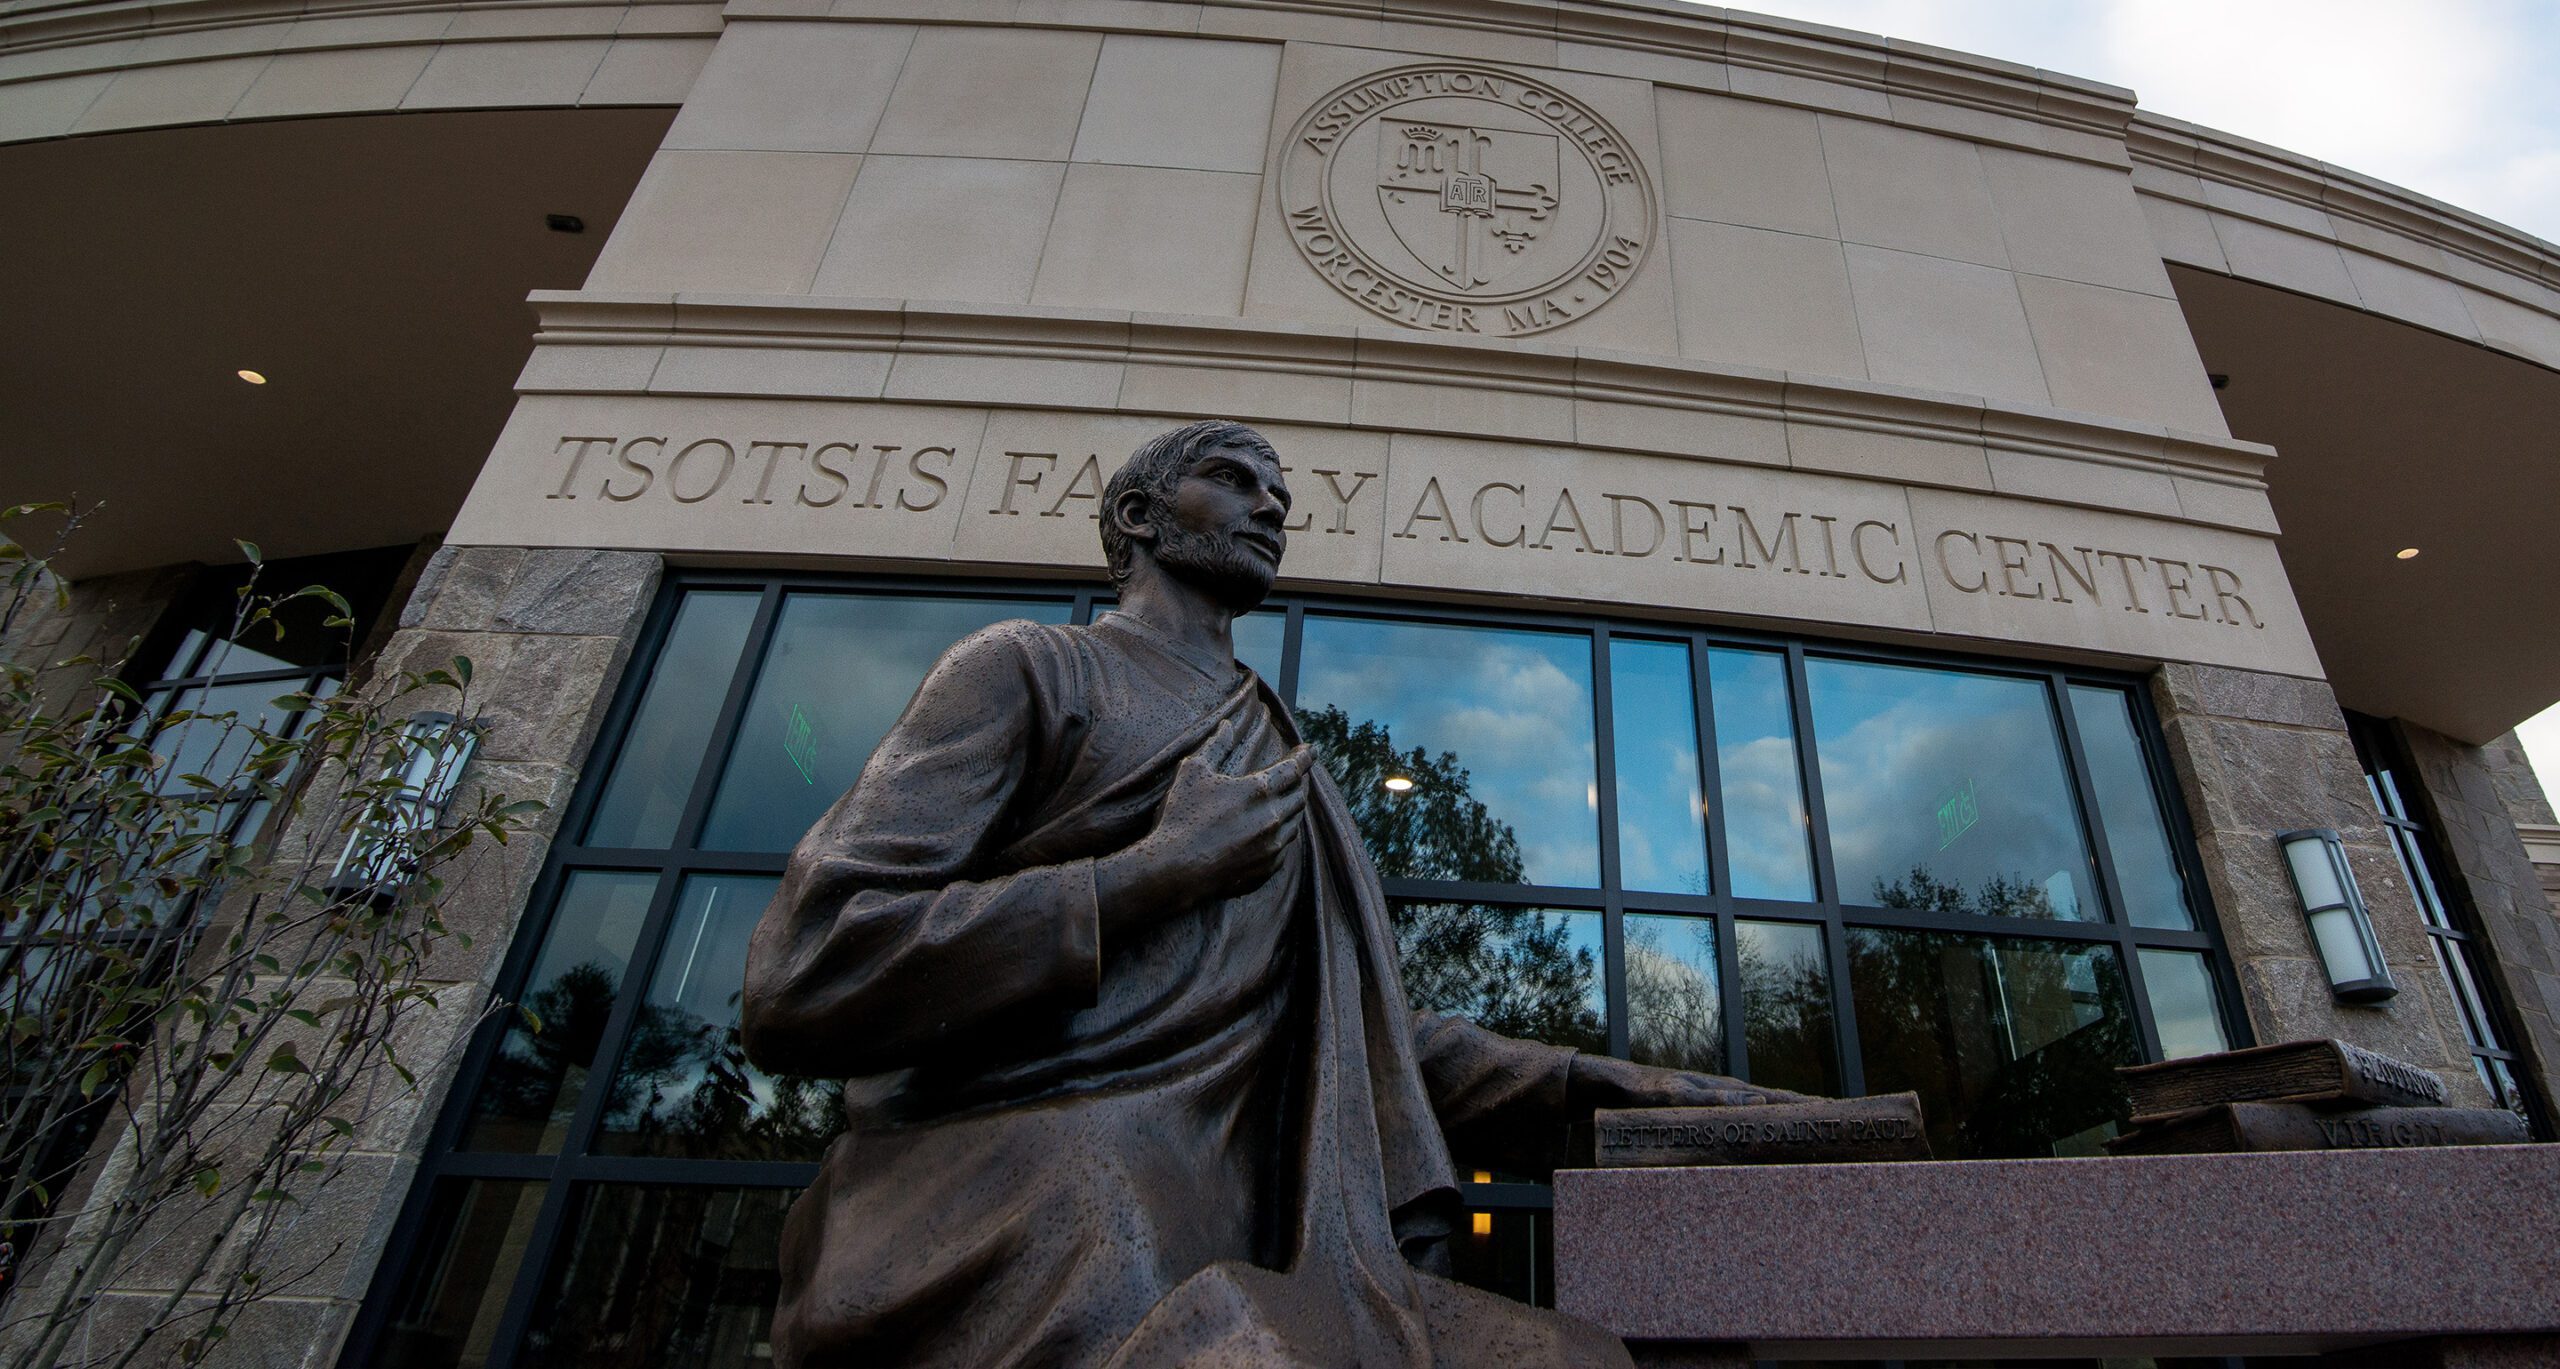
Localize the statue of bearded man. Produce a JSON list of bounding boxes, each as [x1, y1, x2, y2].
[[743, 420, 1804, 1368]]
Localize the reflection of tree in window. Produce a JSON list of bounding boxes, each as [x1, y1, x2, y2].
[[1735, 924, 1839, 1097], [603, 995, 839, 1161], [1299, 705, 1602, 1052], [1869, 865, 2059, 920], [1625, 920, 1717, 1072], [476, 961, 620, 1146], [1846, 930, 2135, 1160]]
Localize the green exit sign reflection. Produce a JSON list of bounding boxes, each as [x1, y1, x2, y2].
[[784, 703, 819, 784], [1936, 778, 1979, 850]]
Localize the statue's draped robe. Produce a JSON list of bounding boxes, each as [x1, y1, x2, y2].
[[744, 614, 1630, 1368]]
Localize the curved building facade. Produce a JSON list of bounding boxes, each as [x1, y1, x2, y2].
[[5, 1, 2558, 1363]]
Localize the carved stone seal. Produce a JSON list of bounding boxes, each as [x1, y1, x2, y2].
[[1280, 63, 1656, 337]]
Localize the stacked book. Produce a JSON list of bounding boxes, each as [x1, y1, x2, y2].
[[2107, 1038, 2528, 1156]]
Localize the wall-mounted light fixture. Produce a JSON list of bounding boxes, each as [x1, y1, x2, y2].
[[2276, 828, 2396, 1003]]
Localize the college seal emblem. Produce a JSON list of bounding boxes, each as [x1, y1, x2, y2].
[[1280, 63, 1655, 337]]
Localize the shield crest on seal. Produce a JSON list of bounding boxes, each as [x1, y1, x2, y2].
[[1375, 121, 1560, 294]]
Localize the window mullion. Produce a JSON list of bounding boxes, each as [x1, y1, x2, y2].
[[1591, 626, 1628, 1059], [1783, 643, 1864, 1097]]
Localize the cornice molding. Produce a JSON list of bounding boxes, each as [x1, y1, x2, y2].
[[2130, 112, 2560, 301], [0, 0, 700, 60], [524, 291, 2276, 502]]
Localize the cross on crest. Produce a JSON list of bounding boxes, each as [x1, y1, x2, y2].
[[1377, 122, 1560, 291]]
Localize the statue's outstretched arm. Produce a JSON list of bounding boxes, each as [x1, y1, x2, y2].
[[742, 624, 1097, 1079], [1409, 1011, 1813, 1174]]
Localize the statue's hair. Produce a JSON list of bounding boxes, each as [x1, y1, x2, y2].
[[1099, 420, 1275, 586]]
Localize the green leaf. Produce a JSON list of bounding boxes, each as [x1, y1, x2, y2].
[[235, 539, 262, 564], [194, 1167, 221, 1197], [265, 1044, 308, 1074]]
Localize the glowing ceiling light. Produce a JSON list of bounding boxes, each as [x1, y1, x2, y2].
[[2395, 547, 2420, 560], [1381, 775, 1415, 793], [237, 370, 267, 385]]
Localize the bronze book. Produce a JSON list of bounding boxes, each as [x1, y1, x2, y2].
[[2118, 1038, 2446, 1118], [1592, 1093, 1931, 1167], [2104, 1102, 2527, 1156]]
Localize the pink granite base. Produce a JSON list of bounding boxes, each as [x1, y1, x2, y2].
[[1554, 1145, 2560, 1359]]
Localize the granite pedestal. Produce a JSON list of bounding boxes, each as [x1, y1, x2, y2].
[[1554, 1145, 2560, 1362]]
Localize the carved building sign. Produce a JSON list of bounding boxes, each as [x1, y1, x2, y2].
[[454, 397, 2325, 680], [1279, 64, 1655, 336]]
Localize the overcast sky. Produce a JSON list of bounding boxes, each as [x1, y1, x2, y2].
[[1735, 0, 2560, 797]]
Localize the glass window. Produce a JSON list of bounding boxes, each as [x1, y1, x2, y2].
[[1393, 903, 1604, 1053], [1707, 649, 1813, 902], [1810, 659, 2099, 921], [377, 1178, 547, 1369], [366, 577, 2242, 1360], [1298, 615, 1598, 887], [1625, 913, 1720, 1073], [517, 1185, 793, 1368], [598, 875, 842, 1161], [698, 594, 1073, 852], [1848, 930, 2136, 1158], [2068, 686, 2196, 930], [1446, 1205, 1550, 1310], [1611, 639, 1709, 896], [584, 592, 760, 849], [1736, 919, 1839, 1097], [1232, 607, 1286, 684], [463, 871, 659, 1154], [2137, 948, 2230, 1060]]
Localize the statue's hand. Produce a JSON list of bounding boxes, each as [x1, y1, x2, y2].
[[1098, 722, 1315, 933], [1569, 1051, 1816, 1111]]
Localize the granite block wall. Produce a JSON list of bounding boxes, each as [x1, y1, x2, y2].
[[3, 546, 660, 1368], [2148, 662, 2483, 1102]]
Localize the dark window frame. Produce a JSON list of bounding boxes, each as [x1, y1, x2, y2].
[[346, 569, 2251, 1366]]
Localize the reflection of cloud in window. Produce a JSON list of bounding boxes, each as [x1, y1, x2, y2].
[[1808, 666, 2092, 916], [1300, 621, 1598, 886], [1718, 735, 1811, 898]]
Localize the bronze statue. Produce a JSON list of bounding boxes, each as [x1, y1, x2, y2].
[[743, 420, 1804, 1367]]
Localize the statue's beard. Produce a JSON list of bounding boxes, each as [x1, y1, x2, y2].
[[1153, 522, 1278, 612]]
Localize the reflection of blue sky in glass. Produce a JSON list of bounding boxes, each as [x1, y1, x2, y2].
[[700, 595, 1071, 852], [1299, 615, 1598, 886], [2070, 686, 2194, 930], [1708, 650, 1814, 901], [1233, 608, 1285, 684], [2138, 948, 2230, 1060], [1809, 659, 2096, 919], [1611, 640, 1708, 895]]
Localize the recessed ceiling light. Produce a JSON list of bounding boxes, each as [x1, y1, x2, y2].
[[2395, 547, 2420, 560], [1381, 775, 1415, 793], [237, 370, 267, 385]]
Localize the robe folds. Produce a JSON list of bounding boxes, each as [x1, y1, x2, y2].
[[743, 613, 1632, 1369]]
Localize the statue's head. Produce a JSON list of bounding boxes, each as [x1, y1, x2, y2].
[[1102, 420, 1291, 612]]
